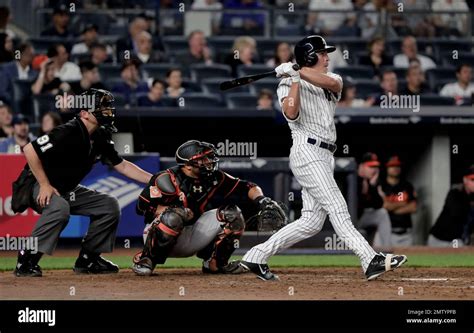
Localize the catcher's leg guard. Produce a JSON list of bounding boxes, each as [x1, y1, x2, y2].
[[200, 205, 245, 273], [137, 208, 185, 267]]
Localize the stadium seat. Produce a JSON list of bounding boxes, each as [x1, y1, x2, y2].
[[426, 68, 458, 91], [28, 37, 76, 54], [353, 80, 383, 99], [249, 78, 280, 95], [12, 79, 34, 119], [334, 66, 375, 80], [433, 40, 471, 62], [162, 37, 188, 55], [182, 79, 202, 93], [141, 63, 181, 80], [99, 64, 122, 81], [420, 95, 455, 106], [237, 64, 273, 77], [380, 66, 407, 80], [135, 93, 177, 107], [189, 64, 232, 82], [201, 78, 250, 95], [226, 93, 258, 109], [32, 94, 56, 122], [178, 93, 222, 108], [442, 52, 474, 68]]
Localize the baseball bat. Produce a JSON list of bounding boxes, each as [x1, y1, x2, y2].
[[219, 64, 300, 91]]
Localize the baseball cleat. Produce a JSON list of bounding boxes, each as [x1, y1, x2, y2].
[[132, 257, 154, 276], [239, 261, 280, 281], [14, 263, 42, 277], [365, 252, 407, 281], [73, 255, 119, 274]]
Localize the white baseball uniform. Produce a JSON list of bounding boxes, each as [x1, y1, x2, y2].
[[242, 73, 377, 272]]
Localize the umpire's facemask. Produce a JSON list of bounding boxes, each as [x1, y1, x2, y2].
[[81, 88, 118, 133]]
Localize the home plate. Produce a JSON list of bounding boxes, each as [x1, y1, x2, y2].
[[401, 278, 454, 282]]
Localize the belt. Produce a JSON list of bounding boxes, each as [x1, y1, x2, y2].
[[307, 137, 337, 153]]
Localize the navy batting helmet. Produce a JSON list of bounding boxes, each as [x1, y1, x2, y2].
[[294, 35, 336, 67]]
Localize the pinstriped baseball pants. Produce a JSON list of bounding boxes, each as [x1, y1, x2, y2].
[[243, 137, 377, 271]]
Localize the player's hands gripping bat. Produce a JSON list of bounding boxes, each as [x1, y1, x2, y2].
[[219, 63, 300, 91]]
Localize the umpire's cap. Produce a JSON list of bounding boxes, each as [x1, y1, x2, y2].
[[294, 35, 336, 67]]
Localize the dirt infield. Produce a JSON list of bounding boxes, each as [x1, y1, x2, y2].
[[1, 267, 473, 300]]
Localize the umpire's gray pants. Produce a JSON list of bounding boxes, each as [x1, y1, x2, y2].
[[31, 184, 121, 255]]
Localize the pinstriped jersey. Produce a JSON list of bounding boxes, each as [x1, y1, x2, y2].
[[277, 73, 342, 144]]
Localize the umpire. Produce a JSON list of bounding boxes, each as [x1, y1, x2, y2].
[[12, 88, 152, 277]]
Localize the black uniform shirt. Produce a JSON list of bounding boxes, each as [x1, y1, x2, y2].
[[357, 176, 384, 218], [137, 166, 257, 225], [381, 179, 417, 229], [431, 184, 474, 241], [30, 118, 123, 194]]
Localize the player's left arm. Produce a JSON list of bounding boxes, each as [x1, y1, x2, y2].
[[114, 160, 152, 184], [299, 67, 342, 93]]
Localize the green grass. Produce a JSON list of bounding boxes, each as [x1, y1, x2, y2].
[[1, 253, 473, 271]]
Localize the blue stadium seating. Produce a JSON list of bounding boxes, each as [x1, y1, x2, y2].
[[226, 93, 258, 109], [189, 64, 232, 82]]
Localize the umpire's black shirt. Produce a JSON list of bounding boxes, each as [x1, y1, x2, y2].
[[30, 117, 123, 194]]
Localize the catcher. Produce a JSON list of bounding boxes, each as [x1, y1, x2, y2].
[[132, 140, 287, 276]]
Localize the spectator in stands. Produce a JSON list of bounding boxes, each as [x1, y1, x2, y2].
[[428, 165, 474, 247], [165, 68, 185, 98], [68, 61, 106, 95], [373, 70, 398, 105], [112, 59, 148, 105], [90, 43, 110, 65], [393, 36, 436, 71], [358, 36, 393, 76], [175, 30, 213, 66], [396, 0, 435, 38], [257, 89, 273, 111], [0, 6, 15, 38], [40, 111, 62, 135], [399, 64, 431, 95], [222, 0, 265, 35], [358, 0, 398, 39], [31, 59, 70, 95], [440, 64, 474, 102], [47, 43, 82, 82], [134, 31, 164, 64], [0, 42, 37, 104], [432, 0, 469, 37], [266, 42, 293, 68], [328, 47, 348, 73], [116, 15, 165, 61], [0, 114, 35, 153], [191, 0, 223, 34], [338, 79, 375, 107], [0, 32, 13, 63], [356, 152, 392, 247], [225, 36, 257, 77], [138, 79, 167, 107], [40, 5, 73, 38], [308, 0, 354, 34], [70, 24, 113, 57], [0, 100, 13, 138], [381, 156, 417, 246]]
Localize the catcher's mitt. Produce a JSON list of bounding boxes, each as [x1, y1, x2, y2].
[[249, 197, 288, 231]]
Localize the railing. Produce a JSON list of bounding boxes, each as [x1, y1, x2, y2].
[[33, 8, 473, 39]]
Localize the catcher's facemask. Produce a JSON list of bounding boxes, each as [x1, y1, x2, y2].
[[176, 141, 220, 178]]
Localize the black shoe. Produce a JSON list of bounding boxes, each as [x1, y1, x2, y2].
[[13, 250, 43, 277], [14, 262, 42, 277], [239, 260, 279, 281], [73, 253, 119, 274], [365, 252, 407, 281]]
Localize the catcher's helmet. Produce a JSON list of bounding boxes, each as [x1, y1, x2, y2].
[[80, 88, 117, 133], [176, 140, 220, 177], [294, 35, 336, 67]]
